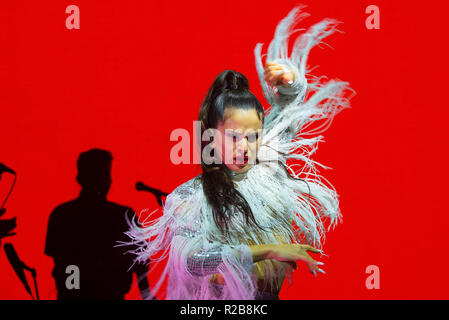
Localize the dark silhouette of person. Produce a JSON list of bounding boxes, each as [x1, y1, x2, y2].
[[44, 148, 152, 300]]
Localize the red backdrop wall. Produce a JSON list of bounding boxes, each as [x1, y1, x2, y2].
[[1, 0, 448, 299]]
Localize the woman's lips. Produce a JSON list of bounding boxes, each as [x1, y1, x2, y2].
[[234, 156, 249, 165]]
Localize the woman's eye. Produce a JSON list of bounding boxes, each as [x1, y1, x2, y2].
[[247, 133, 259, 142]]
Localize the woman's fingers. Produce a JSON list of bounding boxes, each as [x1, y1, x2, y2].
[[294, 247, 326, 275], [306, 260, 320, 274], [266, 61, 283, 68], [264, 64, 281, 70], [264, 70, 285, 85], [264, 63, 283, 73], [263, 69, 282, 80], [264, 62, 288, 86], [307, 261, 326, 275], [296, 251, 317, 266], [263, 66, 283, 77], [266, 71, 293, 86], [303, 245, 322, 254]]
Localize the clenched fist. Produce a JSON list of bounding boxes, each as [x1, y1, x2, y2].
[[263, 61, 295, 87]]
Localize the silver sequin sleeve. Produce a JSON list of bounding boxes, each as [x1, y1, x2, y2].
[[174, 228, 225, 277], [186, 247, 224, 276]]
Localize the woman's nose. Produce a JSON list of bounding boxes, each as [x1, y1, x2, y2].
[[236, 138, 248, 153]]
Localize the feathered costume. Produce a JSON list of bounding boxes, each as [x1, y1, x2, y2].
[[122, 6, 352, 300]]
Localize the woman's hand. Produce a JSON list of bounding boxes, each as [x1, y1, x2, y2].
[[266, 243, 325, 276], [263, 61, 295, 87]]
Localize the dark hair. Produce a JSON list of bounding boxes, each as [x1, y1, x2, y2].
[[198, 70, 265, 236]]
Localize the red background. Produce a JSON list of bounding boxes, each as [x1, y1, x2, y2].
[[1, 0, 448, 299]]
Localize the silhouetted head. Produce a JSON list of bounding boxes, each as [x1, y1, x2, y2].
[[76, 149, 112, 197]]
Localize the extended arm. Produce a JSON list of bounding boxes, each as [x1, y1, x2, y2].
[[179, 224, 321, 278]]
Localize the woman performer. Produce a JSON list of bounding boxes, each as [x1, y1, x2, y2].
[[123, 5, 352, 300]]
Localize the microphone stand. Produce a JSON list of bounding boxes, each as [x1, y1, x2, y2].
[[1, 164, 39, 300], [3, 243, 40, 300], [21, 261, 40, 300]]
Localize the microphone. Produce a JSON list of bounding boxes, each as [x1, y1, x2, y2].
[[135, 182, 168, 206], [3, 243, 33, 299], [0, 163, 16, 175]]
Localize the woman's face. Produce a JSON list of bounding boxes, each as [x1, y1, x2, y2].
[[214, 107, 263, 173]]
